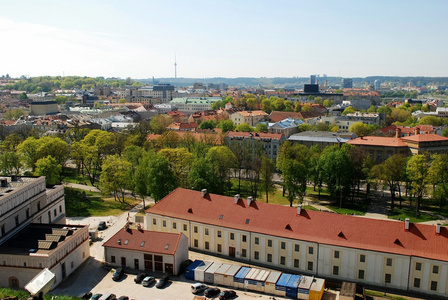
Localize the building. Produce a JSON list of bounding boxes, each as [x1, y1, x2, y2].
[[225, 131, 285, 160], [268, 118, 305, 138], [30, 101, 59, 116], [145, 188, 448, 298], [0, 176, 90, 289], [288, 131, 354, 150], [229, 110, 268, 126], [170, 97, 222, 113], [341, 78, 353, 89], [103, 228, 188, 275]]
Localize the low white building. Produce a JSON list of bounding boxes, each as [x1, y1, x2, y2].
[[103, 228, 188, 275]]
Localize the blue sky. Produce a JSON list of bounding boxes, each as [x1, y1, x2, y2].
[[1, 0, 447, 79]]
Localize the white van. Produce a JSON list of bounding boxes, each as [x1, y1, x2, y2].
[[191, 282, 208, 294]]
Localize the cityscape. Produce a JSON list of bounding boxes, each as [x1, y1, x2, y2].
[[1, 1, 448, 300]]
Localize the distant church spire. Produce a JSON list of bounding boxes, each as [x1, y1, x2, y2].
[[174, 54, 177, 79]]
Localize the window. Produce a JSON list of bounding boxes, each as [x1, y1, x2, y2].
[[385, 273, 391, 284], [334, 251, 340, 259], [194, 239, 198, 247], [433, 265, 439, 274], [307, 261, 313, 271], [54, 209, 57, 217], [241, 249, 246, 257], [37, 202, 41, 211], [280, 256, 286, 265], [1, 225, 5, 237], [217, 244, 222, 253], [194, 226, 198, 233], [294, 244, 300, 252], [308, 247, 314, 255], [152, 218, 157, 225], [430, 281, 438, 291], [333, 266, 339, 275], [15, 216, 19, 226], [242, 235, 247, 242], [205, 228, 209, 235], [26, 209, 30, 218], [162, 220, 166, 227], [59, 205, 62, 213], [217, 231, 222, 238], [413, 278, 420, 288], [111, 256, 116, 263], [183, 224, 187, 231], [254, 251, 259, 260], [358, 270, 365, 279], [205, 241, 209, 250], [173, 222, 177, 229], [268, 240, 272, 247], [294, 259, 299, 268], [255, 237, 259, 244], [230, 233, 234, 240], [386, 258, 392, 266], [415, 262, 422, 271], [281, 242, 286, 250], [360, 254, 366, 263], [267, 254, 272, 262]]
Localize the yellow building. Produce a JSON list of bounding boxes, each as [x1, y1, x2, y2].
[[146, 188, 448, 298]]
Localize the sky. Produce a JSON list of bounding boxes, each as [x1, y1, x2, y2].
[[1, 0, 447, 79]]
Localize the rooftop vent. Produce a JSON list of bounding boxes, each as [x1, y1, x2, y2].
[[247, 196, 253, 206], [297, 204, 302, 215], [234, 194, 240, 204], [405, 218, 410, 230], [285, 224, 292, 230], [338, 231, 345, 238], [436, 223, 441, 234], [188, 208, 193, 213], [201, 189, 207, 197], [0, 179, 7, 188], [11, 175, 18, 182]]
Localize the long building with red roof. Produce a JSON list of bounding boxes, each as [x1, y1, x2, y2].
[[146, 188, 448, 297]]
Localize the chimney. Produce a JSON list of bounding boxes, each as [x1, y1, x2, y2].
[[395, 128, 401, 138], [415, 128, 420, 135], [405, 218, 410, 230], [234, 194, 240, 204], [436, 223, 441, 234], [247, 196, 253, 206], [201, 189, 207, 197], [297, 204, 302, 215]]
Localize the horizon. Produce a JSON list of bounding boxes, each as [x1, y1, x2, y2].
[[1, 0, 447, 79]]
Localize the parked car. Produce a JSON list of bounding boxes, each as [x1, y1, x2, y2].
[[155, 273, 169, 288], [78, 292, 92, 299], [204, 287, 221, 297], [218, 290, 237, 299], [90, 294, 102, 300], [142, 276, 156, 287], [134, 273, 146, 283], [191, 282, 208, 294], [116, 296, 129, 300], [112, 268, 124, 281], [98, 221, 107, 230], [98, 293, 116, 300]]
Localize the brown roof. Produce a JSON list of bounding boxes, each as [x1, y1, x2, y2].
[[227, 131, 283, 140], [401, 134, 448, 143], [102, 229, 182, 255], [147, 188, 448, 261], [347, 136, 408, 147], [269, 111, 303, 122]]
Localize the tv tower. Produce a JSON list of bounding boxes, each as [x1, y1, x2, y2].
[[174, 54, 177, 79]]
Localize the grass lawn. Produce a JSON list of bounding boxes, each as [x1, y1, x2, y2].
[[388, 207, 439, 223], [65, 187, 141, 217], [0, 288, 78, 300]]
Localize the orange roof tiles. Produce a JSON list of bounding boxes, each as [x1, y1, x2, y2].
[[147, 188, 448, 261], [102, 228, 182, 255], [347, 136, 408, 147], [401, 134, 448, 143], [227, 131, 283, 140]]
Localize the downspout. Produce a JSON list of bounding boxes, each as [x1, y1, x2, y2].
[[407, 255, 412, 291]]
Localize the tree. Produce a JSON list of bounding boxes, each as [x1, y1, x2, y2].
[[377, 106, 392, 115], [255, 123, 268, 133], [216, 120, 235, 132], [34, 156, 62, 186], [323, 99, 333, 108], [188, 157, 220, 193], [0, 152, 21, 175], [118, 98, 126, 103], [381, 155, 408, 209], [418, 116, 443, 126], [100, 154, 132, 202], [4, 108, 26, 120], [18, 92, 27, 101], [150, 115, 173, 134], [297, 123, 312, 132], [342, 106, 356, 115], [205, 146, 237, 194], [17, 137, 40, 171], [198, 120, 215, 130], [406, 155, 429, 214], [235, 123, 253, 132], [426, 154, 448, 208], [367, 105, 377, 113], [159, 148, 193, 188], [294, 102, 302, 112], [259, 156, 276, 203], [349, 122, 376, 137], [261, 99, 272, 113], [442, 127, 448, 137]]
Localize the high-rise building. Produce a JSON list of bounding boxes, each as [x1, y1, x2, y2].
[[310, 75, 316, 85], [342, 78, 353, 89], [374, 80, 380, 90]]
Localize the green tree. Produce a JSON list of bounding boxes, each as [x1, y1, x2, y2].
[[259, 156, 276, 203], [406, 155, 429, 214], [198, 120, 215, 130], [442, 127, 448, 137], [34, 156, 62, 185], [188, 157, 220, 193], [118, 98, 126, 103], [216, 120, 235, 132], [235, 123, 253, 132], [261, 99, 272, 113], [342, 106, 356, 115], [349, 122, 376, 137], [0, 152, 21, 175], [205, 146, 237, 194], [100, 154, 132, 202], [4, 108, 26, 120], [377, 106, 392, 115], [426, 154, 448, 208], [159, 148, 193, 188], [297, 123, 312, 132], [17, 137, 40, 171], [18, 92, 27, 101], [150, 115, 173, 134], [255, 123, 268, 133], [377, 155, 408, 209], [367, 105, 377, 113], [418, 116, 443, 126], [323, 99, 333, 108]]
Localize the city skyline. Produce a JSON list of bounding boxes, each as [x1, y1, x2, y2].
[[1, 0, 447, 79]]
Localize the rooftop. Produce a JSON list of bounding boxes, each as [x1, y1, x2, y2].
[[147, 188, 448, 262], [347, 136, 408, 147]]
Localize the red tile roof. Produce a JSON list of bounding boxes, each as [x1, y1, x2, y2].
[[102, 228, 182, 255], [227, 131, 283, 140], [347, 136, 408, 147], [269, 111, 303, 122], [147, 188, 448, 261], [401, 134, 448, 143]]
